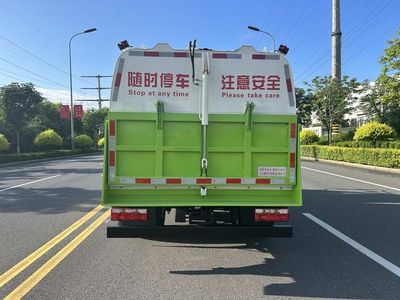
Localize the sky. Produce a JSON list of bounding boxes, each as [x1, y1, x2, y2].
[[0, 0, 399, 108]]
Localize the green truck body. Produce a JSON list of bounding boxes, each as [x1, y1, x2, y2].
[[102, 42, 301, 234], [102, 112, 301, 207]]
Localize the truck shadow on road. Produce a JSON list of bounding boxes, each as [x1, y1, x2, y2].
[[143, 189, 400, 299], [163, 237, 398, 299]]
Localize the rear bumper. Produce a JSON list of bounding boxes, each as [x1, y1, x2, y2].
[[107, 224, 293, 238]]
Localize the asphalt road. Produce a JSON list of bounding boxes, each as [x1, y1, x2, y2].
[[0, 154, 399, 299]]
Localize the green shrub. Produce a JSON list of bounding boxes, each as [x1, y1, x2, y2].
[[300, 130, 319, 145], [34, 129, 63, 150], [0, 134, 10, 152], [354, 122, 395, 143], [317, 135, 329, 145], [301, 145, 400, 168], [74, 134, 93, 149], [332, 130, 355, 143], [97, 137, 104, 148]]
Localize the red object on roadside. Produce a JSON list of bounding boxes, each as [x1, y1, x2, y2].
[[60, 105, 70, 119], [74, 105, 84, 120]]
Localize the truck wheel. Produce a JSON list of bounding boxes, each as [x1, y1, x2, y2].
[[237, 208, 274, 227]]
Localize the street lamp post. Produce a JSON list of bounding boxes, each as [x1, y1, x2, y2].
[[69, 28, 97, 150], [247, 26, 276, 52]]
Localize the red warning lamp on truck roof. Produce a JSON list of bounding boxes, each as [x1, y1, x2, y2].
[[118, 40, 130, 51], [278, 44, 289, 55]]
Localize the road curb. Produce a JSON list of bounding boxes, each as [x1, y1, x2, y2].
[[301, 156, 400, 175], [0, 152, 102, 168]]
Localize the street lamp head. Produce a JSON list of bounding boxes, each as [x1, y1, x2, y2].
[[247, 25, 276, 52], [248, 26, 260, 32], [84, 28, 97, 33]]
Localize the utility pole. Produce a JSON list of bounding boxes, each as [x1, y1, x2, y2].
[[80, 75, 112, 109], [332, 0, 341, 80]]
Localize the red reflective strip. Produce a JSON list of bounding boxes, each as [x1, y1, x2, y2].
[[286, 78, 293, 93], [174, 52, 187, 57], [256, 178, 271, 184], [166, 178, 182, 184], [109, 120, 116, 136], [115, 73, 122, 87], [196, 178, 212, 184], [226, 178, 241, 184], [290, 153, 296, 167], [290, 123, 296, 139], [144, 51, 159, 57], [109, 151, 115, 166], [135, 178, 151, 184], [212, 53, 228, 59], [252, 54, 266, 60]]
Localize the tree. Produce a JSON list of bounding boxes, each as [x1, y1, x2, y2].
[[295, 88, 314, 127], [32, 101, 73, 145], [23, 100, 84, 150], [377, 28, 400, 106], [362, 28, 400, 134], [20, 101, 63, 152], [306, 76, 359, 144], [82, 107, 109, 142], [0, 83, 43, 153], [359, 81, 400, 134]]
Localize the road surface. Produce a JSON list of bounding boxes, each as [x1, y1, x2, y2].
[[0, 155, 399, 299]]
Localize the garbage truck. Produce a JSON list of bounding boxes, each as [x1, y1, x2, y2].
[[102, 41, 301, 237]]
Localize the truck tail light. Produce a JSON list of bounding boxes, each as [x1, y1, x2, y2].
[[255, 208, 289, 222], [111, 208, 148, 221]]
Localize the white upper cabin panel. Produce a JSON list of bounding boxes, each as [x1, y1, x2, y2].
[[110, 43, 296, 114]]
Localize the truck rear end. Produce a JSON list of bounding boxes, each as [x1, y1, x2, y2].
[[102, 42, 301, 237]]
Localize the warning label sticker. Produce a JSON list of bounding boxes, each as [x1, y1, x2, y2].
[[258, 167, 286, 177]]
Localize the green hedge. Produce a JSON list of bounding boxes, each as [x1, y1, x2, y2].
[[301, 145, 400, 169], [332, 140, 400, 149], [0, 149, 99, 164]]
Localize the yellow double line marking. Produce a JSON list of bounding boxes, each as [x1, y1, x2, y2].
[[1, 205, 110, 299]]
